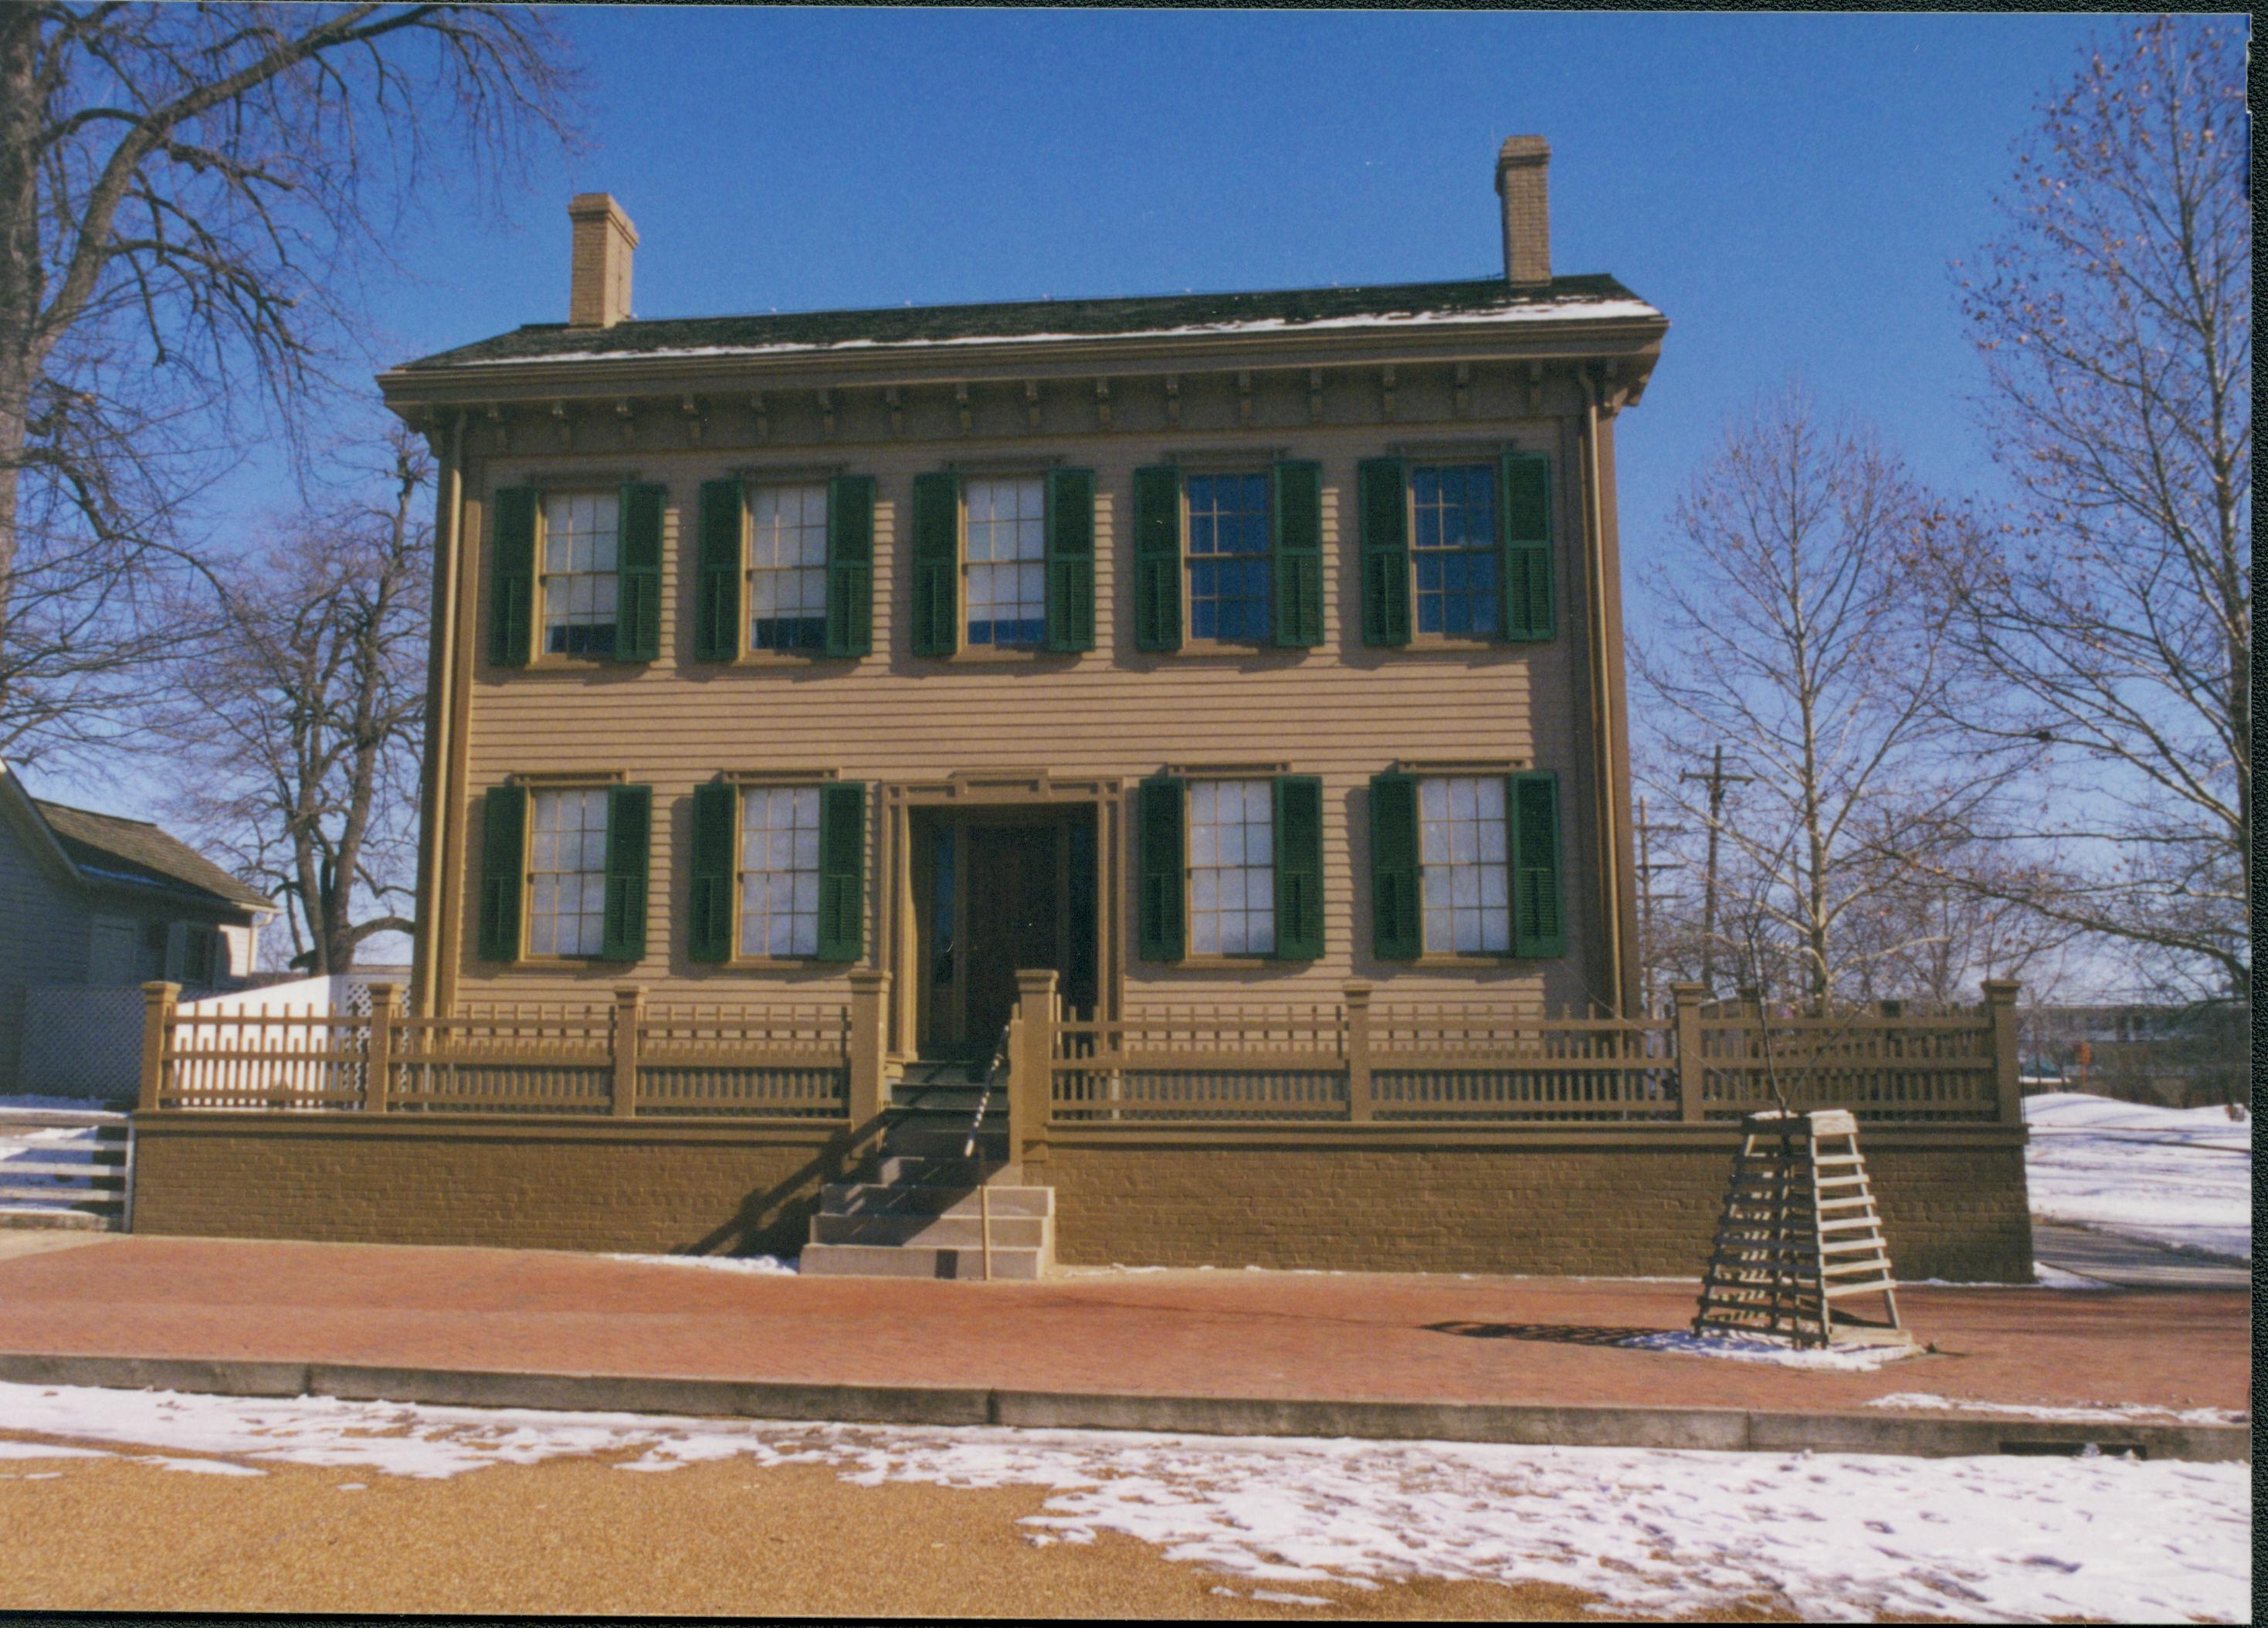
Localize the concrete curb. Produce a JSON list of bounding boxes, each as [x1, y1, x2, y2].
[[0, 1352, 2246, 1464]]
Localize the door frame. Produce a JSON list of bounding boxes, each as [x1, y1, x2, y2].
[[881, 772, 1124, 1063]]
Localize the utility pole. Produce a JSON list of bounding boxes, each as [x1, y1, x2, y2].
[[1679, 744, 1754, 997], [1633, 795, 1686, 1019]]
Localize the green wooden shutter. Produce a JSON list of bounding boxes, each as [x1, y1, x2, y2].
[[1368, 772, 1420, 960], [488, 487, 537, 668], [1500, 453, 1555, 642], [477, 784, 527, 962], [825, 474, 875, 659], [598, 783, 651, 962], [693, 480, 743, 663], [688, 781, 737, 963], [1044, 467, 1097, 653], [815, 782, 866, 962], [910, 472, 960, 657], [1510, 771, 1565, 958], [615, 483, 665, 663], [1136, 775, 1185, 962], [1271, 461, 1324, 649], [1132, 465, 1183, 653], [1358, 458, 1410, 646], [1272, 775, 1324, 960]]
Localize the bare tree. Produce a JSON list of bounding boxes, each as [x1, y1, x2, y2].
[[158, 430, 429, 972], [1634, 385, 1995, 1006], [1923, 16, 2249, 1000], [0, 4, 576, 769]]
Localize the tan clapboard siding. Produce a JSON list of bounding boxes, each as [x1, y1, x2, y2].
[[453, 420, 1606, 1019]]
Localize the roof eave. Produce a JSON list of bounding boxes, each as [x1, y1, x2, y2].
[[378, 310, 1669, 415]]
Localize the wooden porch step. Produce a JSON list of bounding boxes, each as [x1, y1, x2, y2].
[[810, 1212, 1051, 1250], [821, 1181, 1053, 1219]]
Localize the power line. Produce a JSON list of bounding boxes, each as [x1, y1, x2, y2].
[[1679, 744, 1754, 995]]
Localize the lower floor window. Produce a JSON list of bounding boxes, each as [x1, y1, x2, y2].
[[527, 788, 610, 956], [1420, 776, 1510, 952], [1189, 778, 1275, 955], [740, 785, 822, 956]]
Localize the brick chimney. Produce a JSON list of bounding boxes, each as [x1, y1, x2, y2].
[[1493, 137, 1551, 287], [567, 193, 638, 328]]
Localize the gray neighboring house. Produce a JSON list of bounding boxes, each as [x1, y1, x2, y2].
[[0, 758, 273, 1096]]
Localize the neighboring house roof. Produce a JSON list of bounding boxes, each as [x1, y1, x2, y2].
[[0, 761, 271, 914], [399, 273, 1658, 371]]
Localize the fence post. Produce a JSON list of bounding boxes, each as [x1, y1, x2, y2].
[[137, 982, 179, 1113], [1012, 968, 1059, 1168], [846, 968, 890, 1129], [364, 982, 397, 1114], [1982, 978, 2022, 1124], [611, 985, 644, 1118], [1671, 980, 1705, 1123], [1343, 981, 1374, 1122]]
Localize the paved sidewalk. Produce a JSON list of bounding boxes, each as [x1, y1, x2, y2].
[[0, 1235, 2246, 1423]]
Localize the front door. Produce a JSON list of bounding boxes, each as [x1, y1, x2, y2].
[[963, 823, 1059, 1058]]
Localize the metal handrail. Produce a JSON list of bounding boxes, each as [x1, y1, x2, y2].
[[963, 1026, 1011, 1281]]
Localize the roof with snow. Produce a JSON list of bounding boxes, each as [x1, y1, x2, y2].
[[399, 273, 1660, 371], [29, 798, 272, 913]]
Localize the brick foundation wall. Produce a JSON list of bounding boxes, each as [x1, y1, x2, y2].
[[131, 1117, 853, 1257], [131, 1116, 2032, 1282], [1037, 1132, 2034, 1283]]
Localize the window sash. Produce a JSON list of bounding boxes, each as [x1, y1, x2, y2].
[[1418, 775, 1510, 954], [1185, 473, 1273, 643], [737, 785, 822, 958], [1188, 778, 1276, 956], [527, 788, 612, 956], [748, 483, 830, 653], [1411, 464, 1500, 639], [541, 492, 621, 656], [962, 476, 1046, 646]]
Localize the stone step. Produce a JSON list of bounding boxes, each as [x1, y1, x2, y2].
[[874, 1156, 1024, 1187], [810, 1212, 1051, 1249], [890, 1084, 992, 1107], [883, 1125, 1008, 1159], [822, 1182, 1053, 1218], [798, 1242, 1047, 1281]]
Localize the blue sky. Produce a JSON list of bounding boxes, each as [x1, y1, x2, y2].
[[46, 7, 2118, 827]]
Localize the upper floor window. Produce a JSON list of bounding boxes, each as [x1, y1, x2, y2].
[[962, 476, 1047, 647], [748, 483, 830, 653], [1188, 778, 1276, 955], [1410, 464, 1499, 639], [1419, 775, 1511, 954], [738, 785, 822, 957], [1185, 473, 1273, 643], [541, 492, 619, 656], [527, 787, 610, 956]]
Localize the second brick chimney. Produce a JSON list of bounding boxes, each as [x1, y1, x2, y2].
[[1493, 137, 1551, 287], [568, 193, 638, 328]]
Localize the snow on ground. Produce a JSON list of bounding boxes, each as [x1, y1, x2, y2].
[[1614, 1331, 1919, 1372], [0, 1382, 2249, 1623], [2022, 1093, 2253, 1261], [1865, 1392, 2247, 1427], [603, 1253, 798, 1275], [0, 1098, 119, 1216]]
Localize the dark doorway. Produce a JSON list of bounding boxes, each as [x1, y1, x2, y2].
[[913, 804, 1098, 1062]]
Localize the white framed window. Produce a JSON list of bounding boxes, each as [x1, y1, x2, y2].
[[1419, 776, 1510, 952], [963, 476, 1046, 647], [1188, 778, 1275, 955], [1411, 463, 1499, 638], [1185, 473, 1273, 642], [738, 785, 822, 957], [541, 491, 620, 656], [749, 483, 829, 653], [527, 788, 610, 955]]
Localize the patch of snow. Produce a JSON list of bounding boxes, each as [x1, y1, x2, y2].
[[134, 1454, 266, 1477], [0, 1439, 112, 1460], [0, 1382, 2248, 1622], [2023, 1093, 2251, 1261], [2028, 1263, 2117, 1291], [1865, 1392, 2248, 1427], [451, 300, 1670, 368], [1615, 1331, 1919, 1372], [602, 1253, 798, 1276]]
